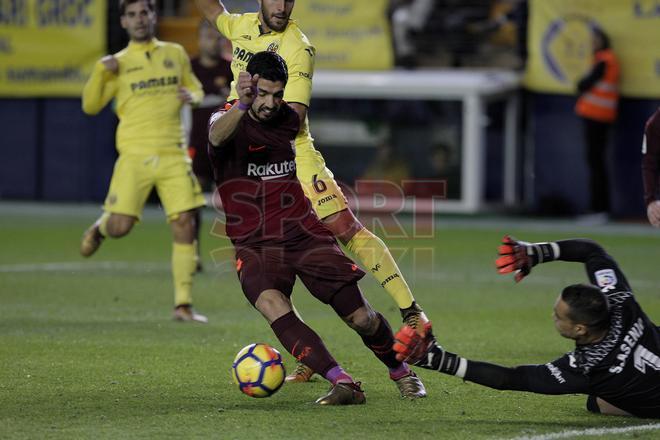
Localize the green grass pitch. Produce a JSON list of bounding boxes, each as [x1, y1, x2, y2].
[[1, 203, 659, 439]]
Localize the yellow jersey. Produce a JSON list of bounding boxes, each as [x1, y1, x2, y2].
[[215, 13, 320, 157], [82, 38, 203, 155], [215, 12, 314, 107], [215, 12, 347, 218]]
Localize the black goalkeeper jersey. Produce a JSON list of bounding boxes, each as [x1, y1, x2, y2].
[[506, 250, 660, 418]]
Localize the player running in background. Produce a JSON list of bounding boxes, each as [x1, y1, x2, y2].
[[189, 19, 233, 191], [395, 236, 660, 418], [208, 51, 426, 403], [80, 0, 208, 323], [195, 0, 435, 382], [642, 107, 660, 227], [188, 19, 233, 271]]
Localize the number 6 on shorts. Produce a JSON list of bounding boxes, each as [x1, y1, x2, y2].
[[312, 174, 327, 193]]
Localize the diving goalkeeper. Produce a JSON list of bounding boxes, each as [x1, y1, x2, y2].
[[394, 237, 660, 418]]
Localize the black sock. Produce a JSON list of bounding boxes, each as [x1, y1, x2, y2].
[[359, 312, 401, 370]]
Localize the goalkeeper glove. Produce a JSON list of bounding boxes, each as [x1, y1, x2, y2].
[[496, 235, 560, 282], [495, 235, 533, 282], [393, 325, 461, 374], [393, 323, 433, 363]]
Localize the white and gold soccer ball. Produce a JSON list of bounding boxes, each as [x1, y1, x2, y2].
[[232, 343, 286, 398]]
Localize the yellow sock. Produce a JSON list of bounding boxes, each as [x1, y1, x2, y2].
[[172, 242, 197, 306], [346, 228, 414, 309], [97, 212, 111, 237]]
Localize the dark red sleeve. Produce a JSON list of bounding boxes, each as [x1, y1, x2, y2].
[[642, 109, 660, 206], [282, 103, 301, 136]]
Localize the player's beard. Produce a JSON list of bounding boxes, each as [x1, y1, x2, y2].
[[251, 104, 278, 122], [261, 4, 289, 32]]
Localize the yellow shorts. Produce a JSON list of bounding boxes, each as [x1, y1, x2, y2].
[[103, 152, 205, 221], [295, 134, 349, 220]]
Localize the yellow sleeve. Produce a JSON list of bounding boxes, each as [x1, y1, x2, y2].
[[81, 60, 118, 115], [283, 43, 315, 107], [215, 12, 241, 39], [179, 47, 204, 106]]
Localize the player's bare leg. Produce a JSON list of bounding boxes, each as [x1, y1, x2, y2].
[[287, 207, 434, 383], [170, 210, 207, 323], [255, 289, 365, 405], [340, 298, 426, 399], [80, 212, 136, 257], [324, 208, 434, 339], [592, 397, 633, 416]]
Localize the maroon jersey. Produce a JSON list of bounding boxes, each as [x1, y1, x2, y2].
[[642, 108, 660, 206], [209, 102, 323, 245]]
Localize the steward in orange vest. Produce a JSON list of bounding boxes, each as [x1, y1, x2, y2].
[[575, 28, 620, 216], [576, 31, 621, 123]]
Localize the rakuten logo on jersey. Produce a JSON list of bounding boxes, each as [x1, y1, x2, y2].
[[247, 160, 296, 180]]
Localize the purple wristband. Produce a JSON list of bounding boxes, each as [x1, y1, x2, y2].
[[237, 102, 250, 111]]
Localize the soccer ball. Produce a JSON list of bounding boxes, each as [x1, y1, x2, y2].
[[232, 343, 286, 398]]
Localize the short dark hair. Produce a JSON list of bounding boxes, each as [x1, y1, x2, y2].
[[592, 26, 611, 50], [561, 284, 610, 331], [119, 0, 155, 16], [246, 51, 288, 86]]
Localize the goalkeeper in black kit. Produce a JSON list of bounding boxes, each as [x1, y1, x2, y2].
[[394, 237, 660, 418]]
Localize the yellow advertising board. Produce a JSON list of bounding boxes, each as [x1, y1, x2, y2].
[[0, 0, 106, 97], [292, 0, 393, 70], [525, 0, 660, 98]]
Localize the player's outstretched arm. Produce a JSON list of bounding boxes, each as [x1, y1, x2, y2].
[[496, 236, 616, 270], [394, 326, 588, 395], [194, 0, 226, 25], [208, 72, 257, 146], [496, 236, 632, 296]]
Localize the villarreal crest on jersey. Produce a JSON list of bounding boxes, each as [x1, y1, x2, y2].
[[215, 12, 315, 107]]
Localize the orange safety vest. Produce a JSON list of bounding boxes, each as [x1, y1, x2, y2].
[[575, 49, 620, 123]]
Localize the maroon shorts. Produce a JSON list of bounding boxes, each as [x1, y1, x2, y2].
[[235, 230, 365, 313]]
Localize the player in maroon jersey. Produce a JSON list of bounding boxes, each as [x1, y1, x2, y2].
[[642, 107, 660, 227], [190, 19, 233, 191], [189, 19, 233, 272], [207, 51, 426, 404]]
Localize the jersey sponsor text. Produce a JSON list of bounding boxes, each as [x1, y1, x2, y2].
[[233, 47, 254, 63], [545, 362, 567, 384], [130, 76, 178, 92], [246, 160, 296, 180]]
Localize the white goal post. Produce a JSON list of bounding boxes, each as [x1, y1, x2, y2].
[[311, 69, 521, 213]]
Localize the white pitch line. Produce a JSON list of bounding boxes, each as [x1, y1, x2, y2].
[[399, 268, 660, 290], [510, 423, 660, 440], [0, 261, 170, 273], [1, 262, 659, 292]]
